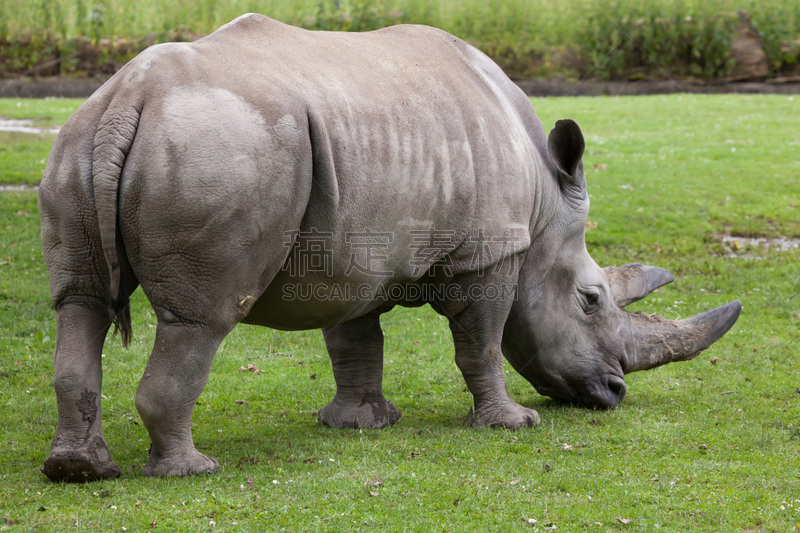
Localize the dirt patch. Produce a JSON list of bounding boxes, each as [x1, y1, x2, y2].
[[717, 235, 800, 258], [0, 76, 110, 98], [77, 389, 98, 425], [2, 75, 799, 99], [514, 78, 800, 97]]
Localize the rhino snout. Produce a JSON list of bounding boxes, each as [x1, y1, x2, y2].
[[576, 374, 626, 410]]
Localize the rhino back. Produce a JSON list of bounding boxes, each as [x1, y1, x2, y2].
[[196, 14, 546, 274], [55, 14, 551, 328]]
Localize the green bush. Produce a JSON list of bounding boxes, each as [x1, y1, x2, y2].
[[575, 2, 738, 80], [751, 0, 800, 72], [1, 0, 799, 80]]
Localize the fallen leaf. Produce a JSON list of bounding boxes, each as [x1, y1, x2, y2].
[[369, 491, 379, 497], [407, 452, 420, 459], [710, 358, 718, 365], [452, 498, 460, 506], [543, 464, 553, 472], [309, 373, 317, 380], [591, 163, 607, 171], [235, 400, 249, 406], [562, 444, 573, 451], [246, 474, 254, 488], [238, 363, 262, 375], [616, 518, 631, 525]]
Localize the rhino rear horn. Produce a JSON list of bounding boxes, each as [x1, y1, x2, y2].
[[548, 119, 585, 199], [604, 263, 674, 307]]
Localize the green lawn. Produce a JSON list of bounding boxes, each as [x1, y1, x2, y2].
[[0, 98, 83, 185], [0, 94, 798, 531]]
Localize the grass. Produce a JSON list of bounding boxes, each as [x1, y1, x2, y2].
[[0, 98, 83, 185], [1, 94, 799, 531]]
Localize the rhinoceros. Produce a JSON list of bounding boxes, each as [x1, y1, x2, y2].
[[38, 14, 741, 481]]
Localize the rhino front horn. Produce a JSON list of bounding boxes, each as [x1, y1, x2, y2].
[[622, 300, 742, 373]]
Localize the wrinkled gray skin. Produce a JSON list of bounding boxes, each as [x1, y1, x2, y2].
[[38, 14, 741, 482]]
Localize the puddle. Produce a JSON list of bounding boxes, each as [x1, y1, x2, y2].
[[718, 235, 800, 258], [0, 184, 39, 192], [0, 118, 61, 135], [0, 118, 60, 143]]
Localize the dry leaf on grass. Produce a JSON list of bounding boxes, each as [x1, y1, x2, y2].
[[238, 363, 262, 375]]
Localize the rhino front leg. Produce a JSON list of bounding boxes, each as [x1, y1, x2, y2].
[[446, 279, 540, 429], [319, 313, 401, 429], [135, 323, 222, 477], [42, 301, 121, 482]]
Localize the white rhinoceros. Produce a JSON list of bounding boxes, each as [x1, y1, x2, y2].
[[38, 14, 741, 481]]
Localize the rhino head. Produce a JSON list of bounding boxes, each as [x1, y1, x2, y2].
[[502, 119, 742, 409]]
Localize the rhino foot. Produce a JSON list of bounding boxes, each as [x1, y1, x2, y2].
[[318, 394, 402, 429], [41, 436, 121, 482], [464, 402, 540, 429], [143, 449, 219, 477]]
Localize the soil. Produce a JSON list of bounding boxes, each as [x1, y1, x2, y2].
[[0, 76, 111, 98], [1, 75, 799, 99], [513, 77, 800, 96]]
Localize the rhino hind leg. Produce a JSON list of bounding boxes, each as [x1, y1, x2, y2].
[[135, 322, 223, 477], [445, 276, 540, 430], [42, 302, 121, 482], [319, 313, 401, 429]]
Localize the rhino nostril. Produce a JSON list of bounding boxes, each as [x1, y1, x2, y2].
[[577, 376, 627, 410], [608, 377, 626, 403]]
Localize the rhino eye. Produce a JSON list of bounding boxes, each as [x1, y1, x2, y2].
[[579, 291, 600, 314]]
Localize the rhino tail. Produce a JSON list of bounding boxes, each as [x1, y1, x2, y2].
[[91, 101, 142, 347]]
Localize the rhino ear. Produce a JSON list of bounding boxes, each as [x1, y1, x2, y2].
[[548, 119, 586, 199], [604, 263, 674, 307]]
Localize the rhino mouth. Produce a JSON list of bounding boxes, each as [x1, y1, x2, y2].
[[528, 371, 626, 410], [574, 374, 627, 409]]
